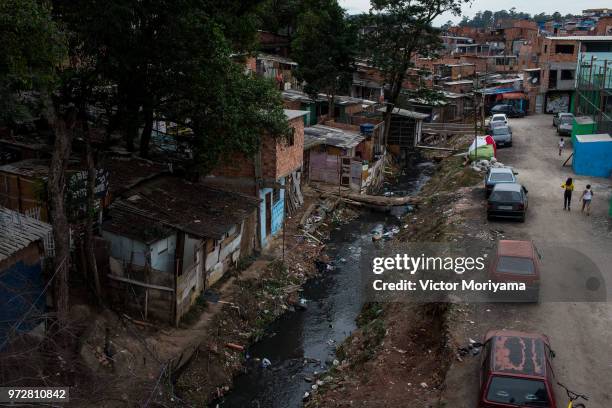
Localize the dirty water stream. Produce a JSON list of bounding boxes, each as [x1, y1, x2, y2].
[[214, 158, 435, 408]]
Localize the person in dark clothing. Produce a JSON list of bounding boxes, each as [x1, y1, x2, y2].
[[561, 177, 574, 211]]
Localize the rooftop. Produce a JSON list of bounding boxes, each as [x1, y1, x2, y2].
[[575, 133, 612, 143], [0, 207, 52, 262], [104, 177, 260, 240], [377, 107, 430, 119], [284, 109, 310, 121], [105, 157, 170, 196], [545, 36, 612, 41], [257, 53, 297, 66], [303, 125, 365, 150]]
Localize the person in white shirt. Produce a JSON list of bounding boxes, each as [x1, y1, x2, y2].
[[581, 184, 593, 215], [558, 138, 565, 156]]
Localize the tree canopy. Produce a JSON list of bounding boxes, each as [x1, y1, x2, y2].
[[0, 0, 65, 126], [291, 0, 356, 107], [53, 0, 289, 168]]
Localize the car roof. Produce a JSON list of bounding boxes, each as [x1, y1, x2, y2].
[[487, 330, 548, 378], [559, 112, 574, 116], [497, 240, 534, 258], [492, 113, 506, 118], [491, 182, 521, 192]]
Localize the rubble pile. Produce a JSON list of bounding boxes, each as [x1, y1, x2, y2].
[[470, 157, 506, 172]]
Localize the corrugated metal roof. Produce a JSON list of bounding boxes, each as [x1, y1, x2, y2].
[[377, 107, 430, 119], [0, 207, 52, 262], [545, 36, 612, 41], [304, 125, 365, 150], [103, 177, 260, 240], [284, 109, 309, 121]]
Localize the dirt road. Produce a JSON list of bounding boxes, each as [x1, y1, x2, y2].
[[441, 114, 612, 408]]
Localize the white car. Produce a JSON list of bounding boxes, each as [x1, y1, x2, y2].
[[491, 113, 508, 126]]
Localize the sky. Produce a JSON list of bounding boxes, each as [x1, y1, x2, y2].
[[339, 0, 612, 25]]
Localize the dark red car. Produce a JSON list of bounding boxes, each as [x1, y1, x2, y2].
[[489, 240, 541, 301], [479, 330, 557, 408]]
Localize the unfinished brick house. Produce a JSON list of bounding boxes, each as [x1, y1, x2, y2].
[[540, 37, 580, 113], [204, 109, 308, 249]]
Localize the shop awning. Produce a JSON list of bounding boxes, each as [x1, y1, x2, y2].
[[498, 92, 528, 100]]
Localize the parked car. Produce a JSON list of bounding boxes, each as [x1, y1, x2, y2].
[[491, 125, 512, 147], [552, 112, 574, 127], [490, 113, 508, 127], [489, 240, 541, 300], [557, 115, 574, 136], [484, 167, 517, 197], [487, 182, 528, 221], [478, 330, 557, 408], [490, 104, 525, 118]]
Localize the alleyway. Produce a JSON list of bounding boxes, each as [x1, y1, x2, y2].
[[442, 114, 612, 407]]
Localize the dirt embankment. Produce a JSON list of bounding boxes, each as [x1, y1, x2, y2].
[[307, 140, 483, 408]]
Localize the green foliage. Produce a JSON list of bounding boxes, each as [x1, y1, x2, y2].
[[257, 0, 304, 35], [0, 0, 65, 125], [291, 0, 356, 99], [458, 9, 564, 28], [54, 0, 289, 168]]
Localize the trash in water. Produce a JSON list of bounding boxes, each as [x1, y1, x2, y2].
[[261, 358, 272, 368]]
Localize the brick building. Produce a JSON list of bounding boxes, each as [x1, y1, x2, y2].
[[204, 109, 308, 249], [540, 37, 580, 113]]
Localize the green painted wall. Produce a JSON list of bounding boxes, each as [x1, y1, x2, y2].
[[571, 118, 597, 143]]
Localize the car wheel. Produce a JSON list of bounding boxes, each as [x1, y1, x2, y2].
[[520, 215, 526, 223], [507, 142, 512, 147]]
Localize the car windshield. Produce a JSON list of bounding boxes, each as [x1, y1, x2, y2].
[[491, 122, 506, 129], [496, 256, 535, 275], [490, 190, 522, 201], [492, 116, 505, 122], [560, 117, 573, 124], [489, 173, 514, 182], [487, 376, 549, 407]]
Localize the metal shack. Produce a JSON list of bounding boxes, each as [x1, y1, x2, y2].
[[102, 177, 259, 325], [572, 133, 612, 177], [0, 207, 52, 346]]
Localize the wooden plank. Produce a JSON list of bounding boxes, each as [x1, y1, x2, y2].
[[415, 145, 458, 152], [107, 274, 175, 292]]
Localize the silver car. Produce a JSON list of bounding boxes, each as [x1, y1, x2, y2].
[[491, 125, 512, 147], [557, 115, 573, 136]]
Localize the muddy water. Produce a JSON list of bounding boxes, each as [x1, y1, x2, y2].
[[214, 159, 435, 408]]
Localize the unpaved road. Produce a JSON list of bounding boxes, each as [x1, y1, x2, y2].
[[441, 114, 612, 408]]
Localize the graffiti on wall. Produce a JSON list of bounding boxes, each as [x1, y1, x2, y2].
[[546, 93, 570, 113]]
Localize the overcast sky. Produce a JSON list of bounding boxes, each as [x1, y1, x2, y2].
[[339, 0, 612, 25]]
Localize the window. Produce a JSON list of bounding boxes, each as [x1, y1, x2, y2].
[[273, 187, 280, 203], [486, 376, 549, 406], [489, 173, 514, 182], [544, 44, 548, 54], [555, 44, 574, 54], [490, 190, 522, 202], [560, 70, 574, 80], [496, 256, 536, 275], [286, 128, 295, 146]]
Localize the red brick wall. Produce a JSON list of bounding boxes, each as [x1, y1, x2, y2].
[[274, 117, 304, 178]]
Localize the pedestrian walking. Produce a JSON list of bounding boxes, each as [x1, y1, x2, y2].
[[561, 177, 574, 211], [581, 184, 593, 216], [558, 138, 565, 156]]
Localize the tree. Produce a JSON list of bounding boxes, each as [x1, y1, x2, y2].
[[362, 0, 467, 146], [54, 0, 268, 158], [291, 0, 356, 119], [257, 0, 304, 36], [0, 0, 64, 128]]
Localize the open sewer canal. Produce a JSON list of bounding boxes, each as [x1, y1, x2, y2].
[[213, 158, 435, 408]]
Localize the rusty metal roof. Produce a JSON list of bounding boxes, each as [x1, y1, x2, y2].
[[491, 332, 547, 377], [0, 207, 52, 262], [104, 177, 260, 240]]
